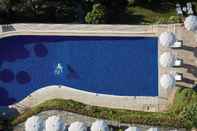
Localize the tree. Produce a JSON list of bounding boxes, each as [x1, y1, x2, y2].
[[92, 0, 128, 23], [85, 3, 106, 24], [0, 0, 21, 23], [17, 0, 77, 23]]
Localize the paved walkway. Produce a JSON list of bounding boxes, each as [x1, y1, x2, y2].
[[12, 86, 165, 113]]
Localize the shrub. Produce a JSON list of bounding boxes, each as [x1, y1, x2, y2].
[[85, 3, 106, 24], [0, 118, 12, 131], [154, 16, 181, 24], [180, 103, 197, 128], [94, 0, 128, 23], [168, 16, 181, 23]]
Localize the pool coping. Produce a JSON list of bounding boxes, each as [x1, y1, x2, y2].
[[0, 24, 157, 38]]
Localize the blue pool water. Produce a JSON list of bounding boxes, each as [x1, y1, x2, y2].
[[0, 35, 158, 106]]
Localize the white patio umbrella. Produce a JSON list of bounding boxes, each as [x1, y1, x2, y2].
[[25, 115, 44, 131], [125, 126, 141, 131], [91, 120, 109, 131], [184, 15, 197, 32], [160, 74, 176, 89], [159, 52, 176, 67], [68, 121, 87, 131], [159, 32, 176, 47], [45, 115, 65, 131]]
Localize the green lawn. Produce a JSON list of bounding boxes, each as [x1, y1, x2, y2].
[[126, 2, 197, 24], [127, 6, 177, 24]]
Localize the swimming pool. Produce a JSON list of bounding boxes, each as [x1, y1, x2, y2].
[[0, 35, 158, 106]]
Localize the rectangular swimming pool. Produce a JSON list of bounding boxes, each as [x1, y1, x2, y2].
[[0, 35, 158, 106]]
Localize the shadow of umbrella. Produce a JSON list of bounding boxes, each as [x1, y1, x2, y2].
[[182, 77, 195, 85], [182, 45, 197, 57], [183, 63, 197, 78]]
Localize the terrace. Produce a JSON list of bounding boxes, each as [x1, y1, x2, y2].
[[0, 23, 196, 114]]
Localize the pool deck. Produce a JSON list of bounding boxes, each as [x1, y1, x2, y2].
[[0, 24, 196, 112]]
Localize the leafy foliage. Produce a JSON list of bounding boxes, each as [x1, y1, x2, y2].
[[0, 0, 196, 24], [96, 0, 129, 23], [0, 0, 82, 23], [180, 104, 197, 127], [85, 3, 106, 24]]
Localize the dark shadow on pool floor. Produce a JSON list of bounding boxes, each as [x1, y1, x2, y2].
[[0, 61, 2, 68], [0, 87, 16, 106], [34, 44, 48, 57], [0, 69, 15, 83], [16, 71, 31, 84], [0, 43, 30, 63]]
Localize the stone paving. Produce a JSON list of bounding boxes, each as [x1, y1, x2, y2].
[[157, 24, 197, 106]]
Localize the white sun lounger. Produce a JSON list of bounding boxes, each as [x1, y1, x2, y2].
[[176, 3, 183, 15], [171, 41, 183, 48], [175, 73, 183, 81], [170, 72, 183, 81], [174, 59, 182, 67], [187, 2, 194, 14]]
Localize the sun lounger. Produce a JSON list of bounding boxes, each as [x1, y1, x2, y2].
[[176, 3, 183, 15], [182, 6, 187, 12], [187, 2, 194, 15], [170, 72, 183, 81], [175, 73, 183, 81], [174, 59, 183, 67], [171, 41, 183, 48]]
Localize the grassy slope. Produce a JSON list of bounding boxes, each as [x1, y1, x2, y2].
[[11, 99, 185, 128], [127, 6, 176, 24], [169, 88, 197, 115], [11, 88, 197, 129]]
